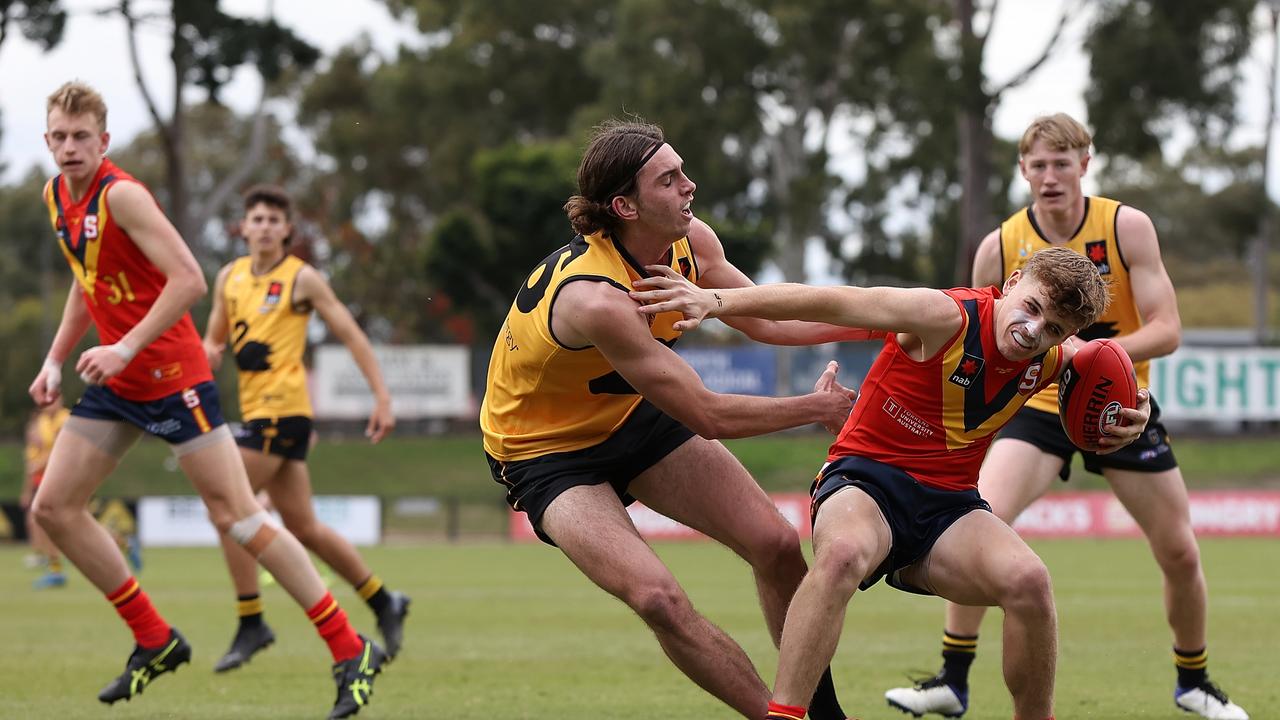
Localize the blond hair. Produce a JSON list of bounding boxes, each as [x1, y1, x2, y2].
[[1018, 113, 1091, 156], [1020, 246, 1111, 330], [47, 81, 108, 132]]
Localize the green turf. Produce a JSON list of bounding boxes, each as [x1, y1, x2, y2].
[[2, 432, 1279, 500], [0, 538, 1274, 719]]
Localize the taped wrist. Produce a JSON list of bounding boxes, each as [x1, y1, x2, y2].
[[108, 341, 137, 363], [227, 510, 280, 556]]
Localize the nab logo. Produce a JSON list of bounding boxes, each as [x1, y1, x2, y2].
[[1084, 240, 1111, 275], [948, 353, 984, 389]]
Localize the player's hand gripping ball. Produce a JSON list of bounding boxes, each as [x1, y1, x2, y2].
[[1057, 338, 1138, 451]]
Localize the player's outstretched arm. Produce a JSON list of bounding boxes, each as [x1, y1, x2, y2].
[[632, 265, 957, 341], [74, 182, 207, 385], [556, 279, 854, 438], [202, 263, 234, 370], [29, 280, 92, 406], [684, 218, 883, 345], [297, 265, 395, 443]]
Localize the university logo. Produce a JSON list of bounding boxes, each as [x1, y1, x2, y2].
[[1084, 240, 1111, 274], [948, 353, 985, 389]]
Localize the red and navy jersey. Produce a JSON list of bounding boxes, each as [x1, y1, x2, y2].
[[44, 158, 212, 401], [827, 287, 1065, 491]]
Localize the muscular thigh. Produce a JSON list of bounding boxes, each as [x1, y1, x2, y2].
[[35, 419, 130, 508], [1105, 466, 1193, 544], [541, 482, 681, 599], [901, 509, 1042, 606], [264, 460, 319, 530], [178, 433, 259, 522], [239, 446, 289, 493], [628, 436, 793, 557], [977, 438, 1064, 522]]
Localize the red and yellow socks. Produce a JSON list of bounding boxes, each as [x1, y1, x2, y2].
[[306, 591, 363, 662], [107, 577, 171, 648]]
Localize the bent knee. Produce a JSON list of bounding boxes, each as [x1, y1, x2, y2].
[[30, 498, 68, 529], [1154, 536, 1202, 579], [997, 558, 1053, 613], [626, 582, 695, 633], [812, 539, 875, 595], [285, 519, 320, 548], [741, 519, 804, 570]]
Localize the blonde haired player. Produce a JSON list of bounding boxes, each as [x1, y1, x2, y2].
[[885, 113, 1248, 720], [29, 81, 385, 718]]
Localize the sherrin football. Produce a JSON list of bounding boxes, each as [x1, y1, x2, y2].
[[1057, 338, 1138, 451]]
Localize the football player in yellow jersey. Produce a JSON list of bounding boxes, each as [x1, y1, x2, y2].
[[203, 185, 408, 674], [22, 402, 71, 589], [481, 119, 869, 720], [885, 115, 1248, 720]]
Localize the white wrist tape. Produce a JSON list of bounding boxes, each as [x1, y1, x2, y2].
[[43, 357, 62, 394], [108, 341, 137, 363]]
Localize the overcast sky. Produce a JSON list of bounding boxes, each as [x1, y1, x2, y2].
[[1, 1, 1275, 196]]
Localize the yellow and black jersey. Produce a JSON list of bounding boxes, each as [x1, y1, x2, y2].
[[481, 231, 699, 462], [222, 254, 312, 420], [25, 407, 71, 469], [999, 196, 1146, 414]]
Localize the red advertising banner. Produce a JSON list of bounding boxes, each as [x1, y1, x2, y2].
[[509, 490, 1280, 541]]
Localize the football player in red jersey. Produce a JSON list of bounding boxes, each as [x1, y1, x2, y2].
[[27, 81, 384, 719], [632, 246, 1151, 720], [887, 114, 1248, 720]]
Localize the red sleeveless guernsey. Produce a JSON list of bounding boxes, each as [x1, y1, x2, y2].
[[827, 287, 1064, 491], [44, 158, 212, 401]]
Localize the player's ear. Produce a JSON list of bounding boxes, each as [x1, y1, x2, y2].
[[101, 131, 110, 155], [1079, 151, 1090, 176], [1003, 269, 1022, 294], [610, 194, 639, 221]]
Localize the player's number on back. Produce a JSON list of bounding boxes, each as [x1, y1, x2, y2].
[[103, 270, 136, 305]]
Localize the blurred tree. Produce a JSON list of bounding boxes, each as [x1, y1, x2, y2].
[[0, 0, 67, 177], [112, 0, 319, 252], [424, 141, 579, 337], [0, 0, 65, 50], [1085, 1, 1256, 162], [108, 101, 308, 269]]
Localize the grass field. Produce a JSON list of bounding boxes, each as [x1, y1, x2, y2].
[[3, 432, 1280, 500], [1, 538, 1275, 720]]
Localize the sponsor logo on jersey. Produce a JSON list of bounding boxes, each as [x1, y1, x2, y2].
[[1084, 240, 1111, 274], [948, 353, 985, 389], [260, 281, 284, 313]]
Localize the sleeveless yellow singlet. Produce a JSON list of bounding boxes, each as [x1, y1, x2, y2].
[[999, 196, 1146, 415], [481, 231, 699, 461], [222, 255, 313, 420]]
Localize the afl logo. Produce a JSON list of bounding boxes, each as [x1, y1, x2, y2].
[[1099, 400, 1122, 435]]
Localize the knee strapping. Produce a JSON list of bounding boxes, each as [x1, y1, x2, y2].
[[228, 510, 280, 555]]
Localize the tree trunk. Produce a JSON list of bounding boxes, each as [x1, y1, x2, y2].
[[956, 107, 995, 284], [953, 0, 996, 285], [769, 114, 809, 283], [168, 19, 191, 246]]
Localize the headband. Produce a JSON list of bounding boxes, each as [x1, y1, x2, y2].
[[599, 141, 666, 203]]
